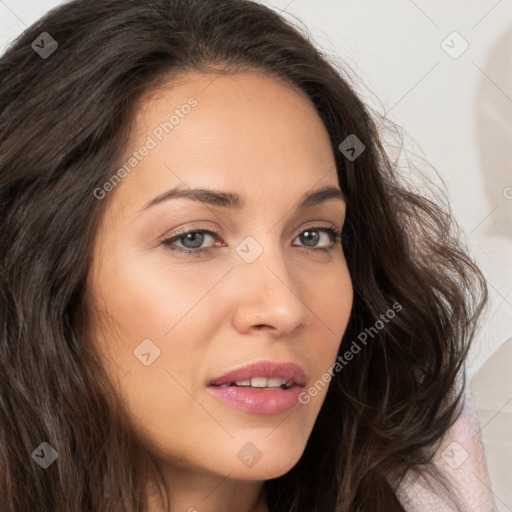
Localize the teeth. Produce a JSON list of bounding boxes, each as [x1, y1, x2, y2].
[[218, 377, 293, 388], [233, 380, 251, 386], [249, 377, 289, 388], [250, 377, 268, 388]]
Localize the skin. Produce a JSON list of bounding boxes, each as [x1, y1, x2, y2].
[[86, 71, 353, 512]]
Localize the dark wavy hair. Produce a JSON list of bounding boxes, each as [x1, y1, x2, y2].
[[0, 0, 487, 510]]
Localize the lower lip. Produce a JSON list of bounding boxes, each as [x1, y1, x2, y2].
[[207, 385, 303, 414]]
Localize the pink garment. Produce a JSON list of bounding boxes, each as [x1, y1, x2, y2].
[[395, 388, 498, 511]]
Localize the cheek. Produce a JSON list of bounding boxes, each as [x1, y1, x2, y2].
[[304, 263, 352, 401], [88, 251, 221, 448], [94, 246, 219, 344], [87, 245, 220, 401], [314, 260, 353, 345]]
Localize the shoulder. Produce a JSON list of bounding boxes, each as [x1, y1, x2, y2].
[[395, 389, 498, 511]]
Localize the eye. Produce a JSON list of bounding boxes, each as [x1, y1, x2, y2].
[[162, 228, 220, 257], [161, 224, 342, 257], [293, 226, 341, 250]]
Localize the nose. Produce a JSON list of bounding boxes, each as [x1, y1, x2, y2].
[[230, 239, 312, 337]]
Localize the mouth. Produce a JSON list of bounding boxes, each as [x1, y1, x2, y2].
[[213, 377, 296, 390], [208, 360, 306, 387], [207, 360, 306, 415]]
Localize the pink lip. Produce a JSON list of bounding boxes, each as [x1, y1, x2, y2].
[[207, 360, 306, 415]]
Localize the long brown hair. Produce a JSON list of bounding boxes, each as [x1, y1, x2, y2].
[[0, 0, 487, 510]]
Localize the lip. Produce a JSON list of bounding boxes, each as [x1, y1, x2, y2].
[[207, 360, 306, 415], [208, 360, 306, 387]]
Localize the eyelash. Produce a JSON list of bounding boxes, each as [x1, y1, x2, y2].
[[161, 224, 343, 257]]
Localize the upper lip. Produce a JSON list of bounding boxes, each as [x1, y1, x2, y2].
[[208, 360, 306, 387]]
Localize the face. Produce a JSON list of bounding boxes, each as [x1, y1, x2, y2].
[[86, 71, 353, 482]]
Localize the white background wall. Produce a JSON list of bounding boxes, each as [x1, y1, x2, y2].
[[1, 0, 510, 378]]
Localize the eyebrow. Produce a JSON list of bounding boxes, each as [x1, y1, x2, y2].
[[140, 184, 346, 213]]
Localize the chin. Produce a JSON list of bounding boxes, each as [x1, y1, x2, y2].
[[238, 457, 302, 481], [220, 441, 306, 481]]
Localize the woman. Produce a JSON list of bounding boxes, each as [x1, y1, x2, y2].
[[0, 0, 495, 510]]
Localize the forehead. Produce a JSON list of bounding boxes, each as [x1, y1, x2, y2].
[[112, 71, 339, 212]]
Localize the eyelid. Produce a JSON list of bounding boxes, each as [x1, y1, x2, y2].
[[162, 221, 220, 241], [162, 220, 342, 244], [291, 220, 340, 238]]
